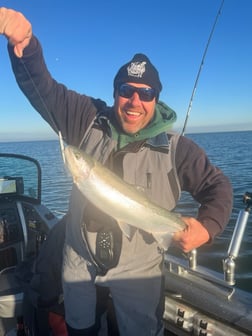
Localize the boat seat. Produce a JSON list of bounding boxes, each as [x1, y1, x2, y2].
[[0, 201, 27, 272], [0, 202, 27, 319], [0, 267, 23, 318]]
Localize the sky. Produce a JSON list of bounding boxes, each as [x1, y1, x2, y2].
[[0, 0, 251, 141]]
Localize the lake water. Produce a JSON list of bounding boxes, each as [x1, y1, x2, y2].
[[0, 130, 251, 292]]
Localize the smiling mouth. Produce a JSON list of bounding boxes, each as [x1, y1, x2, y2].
[[125, 110, 141, 117]]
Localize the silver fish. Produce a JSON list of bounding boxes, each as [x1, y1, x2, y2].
[[64, 145, 186, 250]]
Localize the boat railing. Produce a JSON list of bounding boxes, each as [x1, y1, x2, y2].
[[164, 192, 252, 335], [184, 192, 252, 286], [223, 191, 252, 285]]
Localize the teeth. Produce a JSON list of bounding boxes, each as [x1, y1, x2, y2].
[[126, 111, 140, 116]]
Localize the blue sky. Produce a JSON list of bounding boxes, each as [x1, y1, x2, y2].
[[0, 0, 251, 141]]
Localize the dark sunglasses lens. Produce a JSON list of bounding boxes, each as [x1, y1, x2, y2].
[[119, 84, 155, 102], [138, 88, 155, 102], [119, 85, 134, 99]]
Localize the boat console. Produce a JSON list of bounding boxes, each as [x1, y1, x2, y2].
[[0, 154, 58, 334]]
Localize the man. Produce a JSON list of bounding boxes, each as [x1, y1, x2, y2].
[[0, 8, 233, 336]]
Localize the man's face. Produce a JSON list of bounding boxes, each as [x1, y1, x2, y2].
[[114, 82, 156, 134]]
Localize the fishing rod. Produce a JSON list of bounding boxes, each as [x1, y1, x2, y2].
[[181, 0, 225, 136]]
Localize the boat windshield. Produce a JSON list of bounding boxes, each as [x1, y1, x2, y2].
[[0, 153, 41, 203]]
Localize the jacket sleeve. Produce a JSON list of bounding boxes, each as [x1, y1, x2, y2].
[[7, 35, 102, 146], [176, 135, 233, 240]]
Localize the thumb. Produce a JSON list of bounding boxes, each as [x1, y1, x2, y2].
[[172, 229, 184, 242], [14, 44, 23, 58], [13, 34, 31, 58]]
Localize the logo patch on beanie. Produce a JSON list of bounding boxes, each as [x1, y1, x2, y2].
[[127, 61, 146, 78]]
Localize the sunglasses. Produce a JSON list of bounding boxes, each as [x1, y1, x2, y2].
[[118, 84, 156, 102]]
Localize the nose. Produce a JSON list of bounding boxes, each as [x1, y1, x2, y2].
[[129, 91, 141, 105]]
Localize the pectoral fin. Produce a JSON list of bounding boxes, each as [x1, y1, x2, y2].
[[152, 232, 173, 250], [118, 221, 132, 238]]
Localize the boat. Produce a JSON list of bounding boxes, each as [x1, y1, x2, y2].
[[163, 193, 252, 336], [0, 152, 251, 336], [0, 153, 58, 335]]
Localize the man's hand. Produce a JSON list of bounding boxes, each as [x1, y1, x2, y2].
[[173, 217, 210, 253], [0, 7, 32, 57]]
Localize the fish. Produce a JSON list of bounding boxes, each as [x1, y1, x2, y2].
[[64, 145, 186, 250]]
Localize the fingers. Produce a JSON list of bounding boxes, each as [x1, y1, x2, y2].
[[172, 217, 210, 253], [0, 7, 32, 57]]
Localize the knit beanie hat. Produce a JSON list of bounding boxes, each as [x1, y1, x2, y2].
[[113, 53, 162, 100]]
